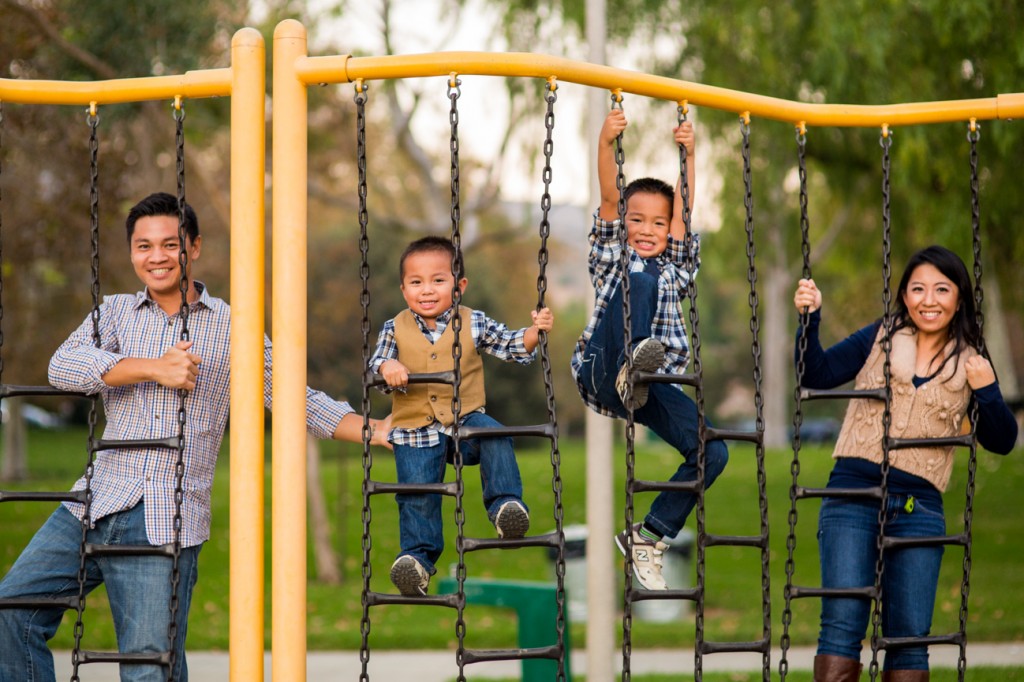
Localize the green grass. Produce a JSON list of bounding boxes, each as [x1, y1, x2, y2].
[[1, 426, 1022, 662]]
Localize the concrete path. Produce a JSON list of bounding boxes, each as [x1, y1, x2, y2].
[[54, 643, 1024, 680]]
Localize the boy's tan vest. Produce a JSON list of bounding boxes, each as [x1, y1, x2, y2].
[[832, 326, 976, 492], [391, 307, 486, 429]]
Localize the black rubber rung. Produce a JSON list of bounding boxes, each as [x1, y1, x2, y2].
[[888, 434, 974, 449], [701, 638, 771, 655], [0, 384, 88, 399], [883, 533, 967, 550], [632, 479, 700, 494], [85, 543, 175, 558], [364, 591, 459, 609], [366, 481, 458, 496], [0, 490, 87, 504], [636, 371, 698, 387], [800, 387, 886, 401], [0, 596, 79, 610], [462, 645, 561, 664], [879, 632, 964, 650], [458, 423, 555, 440], [704, 426, 762, 444], [788, 585, 876, 600], [463, 531, 560, 552], [704, 534, 767, 549], [94, 437, 178, 451], [629, 587, 699, 603], [365, 371, 455, 388], [796, 486, 883, 501], [78, 650, 170, 665]]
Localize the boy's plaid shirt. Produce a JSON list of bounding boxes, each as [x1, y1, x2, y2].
[[570, 211, 701, 417], [48, 282, 352, 547]]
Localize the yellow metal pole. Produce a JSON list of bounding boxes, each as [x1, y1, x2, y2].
[[0, 70, 232, 104], [228, 27, 266, 682], [272, 18, 310, 682]]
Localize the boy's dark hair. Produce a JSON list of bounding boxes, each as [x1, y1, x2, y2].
[[125, 192, 199, 243], [624, 177, 675, 210], [399, 235, 461, 281], [890, 245, 980, 380]]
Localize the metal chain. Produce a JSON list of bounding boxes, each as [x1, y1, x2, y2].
[[0, 102, 5, 390], [611, 91, 637, 682], [537, 77, 568, 681], [779, 125, 812, 680], [353, 81, 375, 682], [957, 121, 984, 682], [740, 116, 772, 680], [447, 75, 469, 682], [165, 99, 190, 682], [867, 127, 895, 682], [72, 105, 102, 682]]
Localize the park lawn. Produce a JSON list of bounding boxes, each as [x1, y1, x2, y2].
[[1, 426, 1021, 658]]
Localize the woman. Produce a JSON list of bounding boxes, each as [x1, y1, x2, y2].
[[793, 245, 1017, 682]]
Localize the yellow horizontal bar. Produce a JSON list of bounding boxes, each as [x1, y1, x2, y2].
[[294, 51, 1023, 128], [0, 68, 233, 106]]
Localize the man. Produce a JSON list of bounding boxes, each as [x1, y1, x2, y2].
[[0, 192, 388, 681]]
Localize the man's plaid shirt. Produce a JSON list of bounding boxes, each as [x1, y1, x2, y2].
[[48, 282, 352, 547], [570, 211, 701, 417], [369, 307, 535, 447]]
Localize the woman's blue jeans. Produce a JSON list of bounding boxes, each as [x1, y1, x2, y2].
[[393, 411, 525, 575], [580, 271, 728, 539], [0, 502, 201, 682], [817, 492, 945, 671]]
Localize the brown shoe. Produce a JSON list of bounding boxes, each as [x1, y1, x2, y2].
[[813, 654, 862, 682]]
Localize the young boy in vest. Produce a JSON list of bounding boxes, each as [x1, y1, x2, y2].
[[570, 109, 728, 590], [370, 235, 554, 596]]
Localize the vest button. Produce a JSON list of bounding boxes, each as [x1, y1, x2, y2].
[[431, 353, 437, 360], [430, 395, 437, 402]]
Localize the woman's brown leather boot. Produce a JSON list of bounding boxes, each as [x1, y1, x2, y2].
[[813, 654, 863, 681]]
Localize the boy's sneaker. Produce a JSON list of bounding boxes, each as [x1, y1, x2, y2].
[[614, 523, 668, 591], [390, 555, 430, 596], [615, 338, 665, 410], [494, 500, 530, 539]]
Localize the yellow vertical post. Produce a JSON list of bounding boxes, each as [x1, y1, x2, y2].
[[229, 27, 267, 682], [271, 19, 310, 682]]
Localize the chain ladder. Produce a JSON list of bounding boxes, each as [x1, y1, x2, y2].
[[353, 81, 376, 682], [537, 77, 568, 681], [867, 127, 895, 682], [779, 125, 812, 680], [446, 74, 469, 682], [956, 120, 984, 682], [611, 91, 638, 682], [162, 98, 191, 682], [0, 102, 4, 393], [70, 105, 102, 682], [739, 115, 772, 681]]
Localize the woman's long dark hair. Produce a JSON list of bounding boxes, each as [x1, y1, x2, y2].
[[889, 245, 982, 378]]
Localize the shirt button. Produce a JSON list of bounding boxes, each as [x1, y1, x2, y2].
[[168, 320, 173, 326], [146, 476, 152, 482], [155, 415, 160, 420]]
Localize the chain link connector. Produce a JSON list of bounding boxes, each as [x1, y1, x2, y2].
[[448, 71, 459, 88], [610, 89, 623, 109], [173, 96, 185, 122], [86, 101, 98, 124], [677, 99, 689, 119], [967, 117, 981, 142], [795, 121, 807, 139], [880, 123, 891, 143], [546, 75, 558, 92]]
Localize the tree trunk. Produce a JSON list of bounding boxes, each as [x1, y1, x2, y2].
[[762, 261, 792, 449], [1, 398, 28, 481], [307, 434, 341, 585]]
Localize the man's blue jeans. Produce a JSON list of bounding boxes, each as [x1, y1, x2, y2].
[[393, 411, 526, 575], [580, 271, 729, 539], [0, 502, 201, 682], [817, 492, 945, 671]]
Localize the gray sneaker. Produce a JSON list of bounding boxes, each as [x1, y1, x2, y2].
[[390, 555, 430, 596], [615, 338, 665, 410], [494, 500, 530, 539], [614, 523, 668, 590]]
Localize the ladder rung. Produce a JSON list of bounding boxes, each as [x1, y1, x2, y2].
[[0, 596, 79, 610], [701, 638, 771, 655], [0, 384, 88, 399], [462, 644, 562, 664], [704, 426, 762, 444], [84, 543, 175, 558], [366, 481, 458, 496], [704, 533, 767, 549], [796, 486, 883, 501], [463, 531, 560, 552], [632, 478, 700, 494], [365, 371, 455, 388], [883, 533, 968, 550], [879, 632, 964, 650], [364, 591, 459, 609], [637, 371, 698, 387], [94, 437, 178, 451], [0, 490, 87, 504], [458, 423, 555, 440], [888, 434, 974, 449], [800, 387, 886, 402], [629, 587, 699, 603], [788, 585, 876, 600], [78, 650, 170, 666]]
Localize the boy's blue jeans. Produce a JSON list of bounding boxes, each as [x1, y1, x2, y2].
[[0, 502, 200, 682], [393, 411, 526, 575], [580, 271, 728, 539], [817, 492, 945, 671]]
